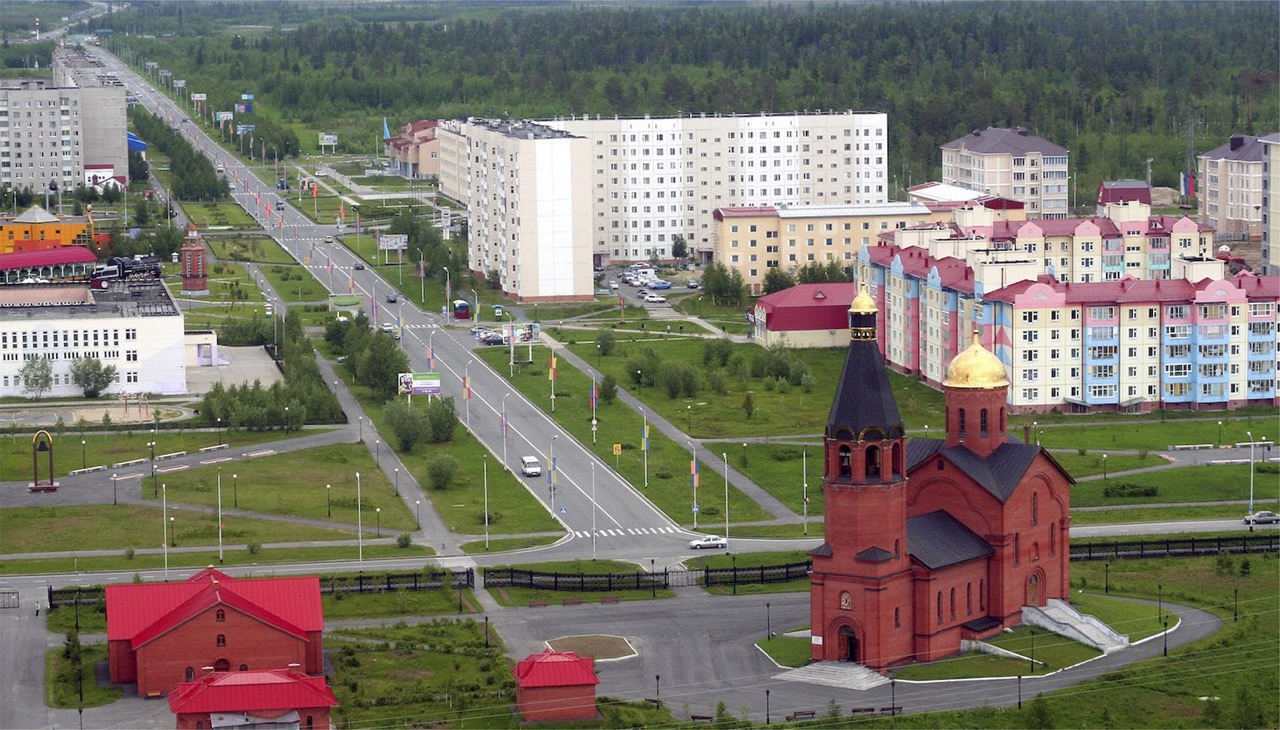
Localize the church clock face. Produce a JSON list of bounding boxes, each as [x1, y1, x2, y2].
[[839, 591, 852, 611]]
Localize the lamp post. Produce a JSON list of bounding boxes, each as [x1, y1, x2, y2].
[[356, 472, 363, 567], [465, 359, 473, 428], [376, 507, 381, 537], [650, 558, 656, 598], [686, 404, 691, 431], [502, 392, 510, 467], [1246, 430, 1256, 518], [358, 416, 363, 441], [1104, 562, 1110, 594], [483, 454, 490, 550], [326, 484, 331, 518], [549, 435, 558, 513], [722, 451, 730, 547], [394, 467, 399, 497], [1158, 583, 1163, 622], [596, 343, 602, 368], [655, 674, 660, 700], [1032, 420, 1038, 445], [216, 467, 224, 563], [162, 484, 169, 578], [1102, 453, 1108, 479], [111, 473, 118, 507], [232, 473, 238, 509], [216, 417, 222, 445], [415, 499, 421, 530], [741, 442, 747, 467], [765, 688, 770, 725], [732, 555, 737, 595], [636, 369, 642, 393], [442, 267, 450, 319], [1218, 420, 1223, 448], [1029, 628, 1035, 673], [81, 439, 85, 470], [375, 439, 380, 464], [766, 601, 771, 640], [925, 424, 929, 439], [149, 438, 157, 497]]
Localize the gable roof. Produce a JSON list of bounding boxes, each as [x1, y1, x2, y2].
[[942, 127, 1068, 157], [0, 246, 98, 271], [907, 510, 994, 570], [168, 669, 338, 715], [906, 438, 1065, 504], [107, 572, 322, 645], [512, 650, 599, 688]]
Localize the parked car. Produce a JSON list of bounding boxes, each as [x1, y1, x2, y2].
[[480, 331, 505, 345], [520, 456, 542, 477], [644, 294, 667, 303], [650, 280, 672, 290], [687, 280, 701, 289], [609, 280, 619, 289], [1243, 510, 1279, 524], [689, 535, 728, 550]]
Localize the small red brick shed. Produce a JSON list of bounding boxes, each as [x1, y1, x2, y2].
[[168, 666, 338, 730], [512, 649, 600, 722]]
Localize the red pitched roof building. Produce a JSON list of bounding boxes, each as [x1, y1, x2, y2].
[[107, 568, 325, 697], [751, 283, 857, 348], [512, 650, 600, 722], [168, 667, 338, 730], [809, 289, 1072, 669]]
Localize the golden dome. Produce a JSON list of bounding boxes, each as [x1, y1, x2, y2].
[[849, 286, 877, 315], [943, 332, 1009, 389]]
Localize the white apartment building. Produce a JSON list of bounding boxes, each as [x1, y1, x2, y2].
[[0, 47, 128, 195], [0, 281, 186, 398], [442, 118, 594, 302], [1262, 133, 1279, 275], [941, 127, 1071, 219], [1199, 133, 1273, 241], [542, 111, 889, 264]]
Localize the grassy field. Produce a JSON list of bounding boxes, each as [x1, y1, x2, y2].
[[323, 585, 481, 619], [0, 542, 430, 577], [46, 644, 121, 709], [260, 262, 331, 303], [756, 634, 812, 667], [205, 234, 297, 265], [0, 504, 358, 554], [459, 535, 562, 554], [142, 442, 417, 532], [185, 201, 258, 229], [1072, 463, 1278, 507], [473, 344, 773, 528]]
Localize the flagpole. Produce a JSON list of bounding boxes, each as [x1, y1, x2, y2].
[[642, 409, 649, 489]]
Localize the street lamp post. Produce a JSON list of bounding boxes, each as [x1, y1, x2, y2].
[[162, 484, 169, 578], [722, 451, 730, 547], [766, 601, 771, 640], [1032, 420, 1038, 445], [549, 435, 558, 513], [686, 404, 691, 431], [375, 440, 380, 464], [502, 393, 510, 467], [394, 468, 399, 496], [1102, 453, 1108, 479], [358, 416, 363, 441], [1246, 430, 1257, 519], [442, 267, 450, 319], [1218, 420, 1223, 448], [689, 440, 698, 529], [636, 369, 642, 393], [356, 472, 363, 567], [111, 473, 118, 506], [415, 499, 421, 529], [216, 417, 222, 445], [483, 454, 490, 550], [326, 484, 332, 518], [741, 442, 747, 467], [217, 467, 224, 563], [81, 439, 85, 470], [376, 507, 381, 537], [651, 558, 656, 598], [149, 438, 157, 497]]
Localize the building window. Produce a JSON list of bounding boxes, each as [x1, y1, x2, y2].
[[966, 583, 973, 615], [894, 607, 900, 628], [980, 579, 986, 611], [239, 663, 248, 671], [958, 409, 966, 439], [216, 634, 226, 647], [215, 609, 225, 622], [865, 445, 881, 481], [185, 666, 195, 682], [949, 587, 956, 621], [1032, 492, 1039, 526], [837, 445, 852, 478], [936, 592, 943, 625], [979, 409, 988, 437]]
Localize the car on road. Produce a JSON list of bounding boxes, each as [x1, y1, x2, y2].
[[650, 280, 672, 290], [644, 294, 667, 303], [325, 236, 335, 244], [380, 322, 398, 339], [609, 280, 619, 289], [354, 262, 366, 270], [520, 456, 542, 477], [689, 535, 728, 550], [386, 294, 398, 303], [470, 325, 492, 335], [687, 280, 701, 289], [479, 331, 505, 345], [1243, 510, 1279, 524]]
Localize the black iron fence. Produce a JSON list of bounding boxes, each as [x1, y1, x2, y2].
[[483, 567, 666, 592], [704, 560, 813, 588], [1070, 533, 1278, 561]]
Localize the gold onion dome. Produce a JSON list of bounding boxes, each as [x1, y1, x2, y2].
[[943, 332, 1009, 389], [849, 287, 877, 315]]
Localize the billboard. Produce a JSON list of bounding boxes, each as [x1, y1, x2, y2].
[[504, 322, 541, 344], [193, 93, 210, 103], [378, 233, 409, 251], [235, 102, 253, 114], [398, 372, 441, 396], [173, 79, 186, 89], [236, 124, 256, 135], [319, 133, 339, 146], [214, 110, 233, 122], [241, 93, 255, 101]]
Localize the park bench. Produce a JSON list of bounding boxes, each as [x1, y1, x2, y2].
[[600, 595, 621, 604], [28, 485, 58, 493], [880, 707, 902, 716], [850, 707, 876, 715], [562, 597, 582, 606], [527, 599, 548, 608], [689, 714, 713, 722], [785, 710, 817, 721]]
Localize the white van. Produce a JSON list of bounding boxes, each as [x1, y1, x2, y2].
[[520, 456, 542, 477]]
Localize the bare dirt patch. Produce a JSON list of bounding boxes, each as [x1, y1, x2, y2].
[[546, 634, 636, 661]]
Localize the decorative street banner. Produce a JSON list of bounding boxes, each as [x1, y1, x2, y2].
[[378, 233, 409, 251], [398, 372, 442, 396]]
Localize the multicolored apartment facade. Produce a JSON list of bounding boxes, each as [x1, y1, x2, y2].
[[855, 207, 1279, 413]]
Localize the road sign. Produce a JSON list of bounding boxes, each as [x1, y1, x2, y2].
[[612, 443, 622, 456], [692, 504, 700, 512], [559, 507, 567, 515]]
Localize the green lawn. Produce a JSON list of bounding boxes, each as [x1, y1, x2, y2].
[[205, 235, 297, 265], [323, 585, 481, 619], [757, 634, 812, 667], [142, 443, 417, 532], [46, 644, 121, 709], [0, 543, 431, 576], [1072, 463, 1278, 507], [260, 262, 331, 303], [459, 535, 562, 554], [1029, 414, 1278, 452], [185, 201, 259, 228], [1069, 592, 1168, 642], [1070, 502, 1278, 525]]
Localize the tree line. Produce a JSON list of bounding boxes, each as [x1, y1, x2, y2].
[[92, 1, 1278, 197]]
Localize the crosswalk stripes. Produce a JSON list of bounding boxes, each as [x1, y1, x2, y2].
[[572, 526, 680, 539]]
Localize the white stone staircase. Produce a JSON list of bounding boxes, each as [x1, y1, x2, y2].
[[775, 661, 889, 690], [1022, 599, 1129, 654]]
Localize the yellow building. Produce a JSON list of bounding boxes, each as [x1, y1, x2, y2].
[[712, 202, 945, 295], [0, 205, 96, 255]]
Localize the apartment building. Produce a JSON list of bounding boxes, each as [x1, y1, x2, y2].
[[441, 118, 594, 302], [852, 238, 1278, 412], [1199, 133, 1275, 240], [941, 127, 1070, 219], [1258, 133, 1279, 274], [0, 47, 128, 196], [712, 202, 943, 294], [538, 112, 889, 264], [384, 120, 439, 180]]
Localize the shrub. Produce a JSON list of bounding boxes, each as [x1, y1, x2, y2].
[[1102, 483, 1158, 498], [247, 542, 261, 554], [396, 533, 413, 548], [124, 547, 135, 560], [595, 329, 616, 357], [426, 454, 459, 490], [772, 448, 802, 461]]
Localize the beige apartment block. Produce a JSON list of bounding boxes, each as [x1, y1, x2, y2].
[[941, 127, 1070, 219], [713, 202, 943, 295], [448, 119, 594, 302], [1262, 134, 1279, 275], [1200, 133, 1274, 242]]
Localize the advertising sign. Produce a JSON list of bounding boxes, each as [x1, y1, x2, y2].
[[241, 93, 255, 101], [214, 110, 233, 121], [398, 372, 442, 396], [235, 103, 253, 114], [378, 233, 409, 251], [504, 323, 541, 344], [319, 133, 339, 146], [236, 124, 256, 135], [193, 93, 210, 103], [173, 79, 186, 89]]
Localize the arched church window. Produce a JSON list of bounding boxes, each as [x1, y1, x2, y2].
[[936, 592, 943, 625], [1032, 492, 1039, 526], [892, 443, 903, 477], [865, 445, 880, 480], [838, 445, 852, 478], [185, 666, 195, 682], [215, 609, 225, 623], [949, 587, 956, 620], [894, 607, 900, 628], [980, 579, 986, 611], [966, 583, 973, 615]]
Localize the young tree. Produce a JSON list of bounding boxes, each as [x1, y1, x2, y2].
[[69, 357, 118, 398], [425, 454, 459, 490], [762, 267, 795, 294], [425, 397, 459, 443], [19, 356, 53, 398], [594, 329, 616, 357], [599, 374, 619, 403], [384, 398, 427, 452], [671, 234, 689, 260]]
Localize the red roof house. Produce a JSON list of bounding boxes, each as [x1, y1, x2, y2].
[[168, 667, 338, 730], [751, 282, 858, 348], [107, 568, 324, 697], [512, 650, 600, 722]]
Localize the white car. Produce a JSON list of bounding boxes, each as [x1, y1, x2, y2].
[[689, 535, 728, 550], [609, 280, 619, 289], [520, 456, 542, 477], [644, 294, 667, 303]]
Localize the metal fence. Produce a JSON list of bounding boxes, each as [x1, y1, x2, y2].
[[320, 569, 473, 594], [704, 560, 813, 588], [483, 567, 667, 592], [1070, 533, 1278, 561], [0, 588, 19, 610]]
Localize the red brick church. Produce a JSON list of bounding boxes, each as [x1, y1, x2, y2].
[[809, 288, 1072, 669]]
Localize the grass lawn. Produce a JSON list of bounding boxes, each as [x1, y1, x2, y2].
[[1069, 592, 1168, 642], [47, 605, 107, 635], [0, 542, 431, 576], [986, 626, 1103, 671], [260, 262, 331, 303], [1072, 463, 1278, 507], [459, 535, 562, 554], [185, 201, 258, 229], [1032, 414, 1278, 452], [205, 235, 297, 265], [141, 443, 417, 533], [326, 620, 516, 729], [757, 634, 812, 667], [473, 345, 773, 528], [686, 549, 813, 595], [1070, 501, 1279, 525], [323, 585, 481, 619], [46, 644, 121, 709], [892, 650, 1036, 681]]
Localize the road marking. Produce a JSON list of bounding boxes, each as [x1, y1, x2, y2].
[[156, 464, 189, 474], [200, 457, 234, 465], [116, 473, 144, 480], [246, 450, 276, 458]]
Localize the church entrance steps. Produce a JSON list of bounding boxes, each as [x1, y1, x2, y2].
[[775, 661, 889, 691], [1023, 599, 1130, 654]]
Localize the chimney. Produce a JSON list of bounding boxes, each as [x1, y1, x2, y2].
[[1023, 425, 1031, 444], [1017, 127, 1029, 136], [972, 129, 981, 137], [1229, 135, 1245, 151]]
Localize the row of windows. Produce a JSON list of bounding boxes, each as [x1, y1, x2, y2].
[[0, 328, 137, 350]]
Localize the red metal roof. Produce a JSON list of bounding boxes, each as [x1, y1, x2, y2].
[[0, 246, 98, 271], [512, 650, 599, 688], [756, 283, 855, 332], [168, 668, 337, 715], [107, 573, 322, 645]]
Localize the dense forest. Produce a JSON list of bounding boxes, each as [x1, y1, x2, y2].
[[57, 1, 1280, 196]]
